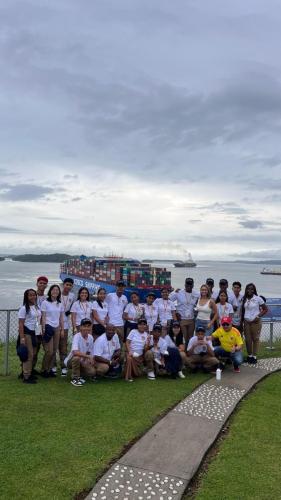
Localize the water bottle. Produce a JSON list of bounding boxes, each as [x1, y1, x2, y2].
[[216, 368, 222, 381]]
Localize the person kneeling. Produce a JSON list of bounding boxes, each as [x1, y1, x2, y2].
[[124, 318, 152, 382], [186, 326, 219, 373], [93, 324, 122, 378], [212, 316, 243, 373], [65, 318, 96, 386]]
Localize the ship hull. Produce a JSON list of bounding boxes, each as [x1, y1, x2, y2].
[[60, 273, 164, 301], [174, 263, 197, 268]]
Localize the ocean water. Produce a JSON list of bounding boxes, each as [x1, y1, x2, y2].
[[0, 259, 280, 309]]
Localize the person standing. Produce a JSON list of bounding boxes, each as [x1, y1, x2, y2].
[[59, 278, 75, 376], [71, 287, 92, 333], [106, 281, 128, 342], [195, 284, 218, 335], [92, 288, 109, 338], [242, 283, 268, 364], [154, 288, 177, 334], [18, 289, 41, 384], [123, 292, 144, 337], [93, 324, 122, 378], [33, 276, 48, 372], [206, 278, 218, 300], [229, 281, 244, 332], [169, 277, 199, 342], [143, 292, 159, 333], [41, 285, 64, 378], [214, 279, 235, 302], [216, 291, 234, 325], [65, 318, 96, 386]]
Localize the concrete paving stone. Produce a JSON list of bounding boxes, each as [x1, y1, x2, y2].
[[206, 365, 268, 392], [118, 413, 221, 480], [86, 464, 186, 500], [242, 357, 281, 372]]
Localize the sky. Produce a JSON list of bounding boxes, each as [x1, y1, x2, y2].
[[1, 0, 281, 260]]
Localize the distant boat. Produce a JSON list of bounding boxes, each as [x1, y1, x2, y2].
[[174, 252, 197, 268], [261, 267, 281, 275], [4, 257, 13, 262]]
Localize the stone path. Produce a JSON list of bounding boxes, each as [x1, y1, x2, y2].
[[86, 358, 281, 500]]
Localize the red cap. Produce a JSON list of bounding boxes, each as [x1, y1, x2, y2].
[[37, 276, 48, 284], [221, 316, 232, 325]]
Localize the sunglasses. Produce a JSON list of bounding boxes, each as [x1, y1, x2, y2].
[[222, 322, 230, 327]]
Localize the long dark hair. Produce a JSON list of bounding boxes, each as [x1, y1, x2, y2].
[[78, 286, 90, 302], [97, 288, 106, 309], [47, 284, 61, 303], [168, 321, 184, 347], [23, 289, 37, 314], [216, 291, 229, 304], [241, 283, 258, 322]]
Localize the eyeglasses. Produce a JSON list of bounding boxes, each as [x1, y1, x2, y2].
[[222, 323, 230, 327]]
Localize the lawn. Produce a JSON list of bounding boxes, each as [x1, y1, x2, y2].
[[1, 341, 281, 500], [0, 344, 209, 500]]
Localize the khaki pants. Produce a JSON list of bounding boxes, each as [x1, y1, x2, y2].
[[95, 362, 110, 376], [42, 327, 60, 372], [186, 354, 219, 371], [67, 356, 96, 378], [124, 350, 154, 380], [59, 329, 69, 368], [33, 334, 42, 369], [244, 318, 262, 356], [23, 334, 35, 379], [180, 319, 195, 342], [115, 326, 125, 343]]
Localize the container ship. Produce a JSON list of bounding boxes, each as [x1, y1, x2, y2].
[[60, 256, 171, 301], [261, 267, 281, 275], [174, 252, 197, 268]]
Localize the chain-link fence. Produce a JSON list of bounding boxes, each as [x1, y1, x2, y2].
[[1, 307, 281, 376]]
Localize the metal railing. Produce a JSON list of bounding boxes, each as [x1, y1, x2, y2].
[[1, 307, 281, 376]]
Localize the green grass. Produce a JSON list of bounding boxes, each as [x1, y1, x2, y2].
[[0, 344, 209, 500]]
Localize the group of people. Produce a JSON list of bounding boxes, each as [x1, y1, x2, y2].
[[17, 275, 268, 385]]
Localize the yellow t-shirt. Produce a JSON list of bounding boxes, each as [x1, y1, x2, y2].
[[212, 326, 243, 352]]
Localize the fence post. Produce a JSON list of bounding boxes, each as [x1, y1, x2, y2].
[[4, 310, 10, 375], [266, 321, 274, 350]]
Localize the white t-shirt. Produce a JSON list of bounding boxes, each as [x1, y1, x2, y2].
[[124, 303, 144, 323], [18, 305, 41, 332], [65, 332, 95, 364], [217, 303, 234, 323], [229, 292, 244, 326], [41, 300, 64, 328], [154, 298, 176, 325], [187, 336, 213, 354], [37, 294, 46, 309], [244, 295, 265, 321], [163, 334, 176, 349], [150, 336, 167, 360], [127, 329, 148, 355], [92, 300, 109, 325], [71, 300, 92, 326], [61, 292, 75, 329], [93, 333, 121, 361], [143, 303, 159, 332], [106, 293, 128, 326], [169, 289, 199, 320]]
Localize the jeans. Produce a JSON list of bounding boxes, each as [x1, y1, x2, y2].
[[214, 347, 243, 368], [195, 318, 213, 336]]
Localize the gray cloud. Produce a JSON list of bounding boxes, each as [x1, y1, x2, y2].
[[195, 202, 247, 215], [0, 183, 54, 201], [239, 219, 264, 229], [0, 225, 23, 233]]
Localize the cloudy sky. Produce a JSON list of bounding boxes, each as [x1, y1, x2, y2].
[[1, 0, 281, 260]]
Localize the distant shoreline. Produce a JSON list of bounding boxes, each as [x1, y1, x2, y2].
[[0, 253, 281, 265]]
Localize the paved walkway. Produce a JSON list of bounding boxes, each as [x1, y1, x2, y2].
[[86, 358, 281, 500]]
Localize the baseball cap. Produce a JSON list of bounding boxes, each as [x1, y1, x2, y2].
[[196, 325, 206, 333], [221, 316, 232, 325], [116, 280, 126, 287], [138, 318, 147, 325], [37, 276, 48, 284], [219, 279, 228, 285], [172, 321, 181, 328], [80, 318, 92, 326], [146, 292, 156, 298], [185, 277, 194, 284], [153, 323, 162, 331], [206, 278, 214, 285]]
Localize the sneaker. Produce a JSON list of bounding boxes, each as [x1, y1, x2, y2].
[[234, 367, 240, 373], [125, 378, 134, 382], [23, 377, 37, 384], [51, 367, 57, 374], [61, 368, 68, 377], [147, 371, 156, 380], [252, 357, 257, 365], [178, 371, 186, 379], [79, 377, 86, 384], [71, 378, 84, 387]]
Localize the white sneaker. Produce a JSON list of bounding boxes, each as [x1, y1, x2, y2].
[[79, 377, 86, 384], [147, 371, 156, 380], [51, 367, 57, 374], [178, 371, 186, 379], [61, 368, 67, 377], [70, 378, 83, 387]]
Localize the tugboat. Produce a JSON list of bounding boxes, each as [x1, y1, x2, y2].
[[174, 252, 197, 268]]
